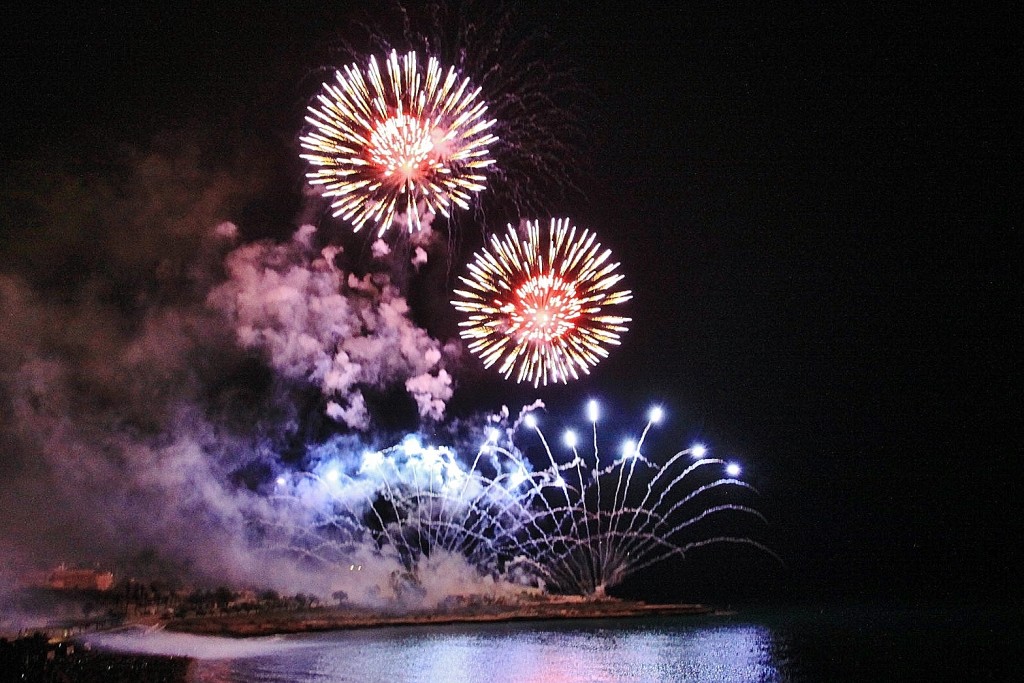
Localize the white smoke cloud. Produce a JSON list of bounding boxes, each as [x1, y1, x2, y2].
[[325, 394, 369, 430], [371, 239, 391, 259], [207, 225, 454, 429], [409, 219, 439, 248], [0, 270, 270, 587], [0, 130, 539, 608], [405, 368, 453, 421], [214, 221, 239, 241], [0, 261, 485, 604], [411, 246, 429, 269], [0, 204, 463, 600]]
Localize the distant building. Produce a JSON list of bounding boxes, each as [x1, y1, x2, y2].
[[46, 567, 115, 591]]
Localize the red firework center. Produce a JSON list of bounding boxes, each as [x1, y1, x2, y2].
[[452, 218, 632, 386], [507, 273, 581, 345], [368, 114, 448, 187]]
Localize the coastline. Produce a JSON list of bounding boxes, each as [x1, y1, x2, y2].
[[165, 599, 713, 638]]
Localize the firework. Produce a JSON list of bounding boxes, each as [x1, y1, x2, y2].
[[300, 51, 498, 235], [336, 2, 589, 218], [507, 404, 774, 596], [452, 219, 632, 386], [272, 401, 774, 597]]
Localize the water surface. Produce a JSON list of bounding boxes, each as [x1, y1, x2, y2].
[[88, 606, 1019, 682]]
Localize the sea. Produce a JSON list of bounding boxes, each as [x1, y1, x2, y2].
[[83, 605, 1019, 682]]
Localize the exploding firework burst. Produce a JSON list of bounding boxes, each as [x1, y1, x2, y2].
[[333, 1, 590, 219], [300, 50, 498, 235], [270, 401, 774, 598], [451, 219, 632, 386], [507, 403, 774, 596]]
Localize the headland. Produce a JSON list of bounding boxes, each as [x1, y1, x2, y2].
[[166, 597, 713, 638]]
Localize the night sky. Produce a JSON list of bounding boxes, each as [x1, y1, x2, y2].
[[1, 2, 1017, 606]]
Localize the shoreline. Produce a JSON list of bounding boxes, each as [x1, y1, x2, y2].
[[165, 599, 714, 638]]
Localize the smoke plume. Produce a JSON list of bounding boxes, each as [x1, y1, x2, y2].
[[0, 134, 486, 607]]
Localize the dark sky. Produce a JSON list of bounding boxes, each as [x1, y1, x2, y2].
[[1, 2, 1017, 605]]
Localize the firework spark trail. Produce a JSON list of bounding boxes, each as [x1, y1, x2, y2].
[[452, 219, 632, 386], [599, 410, 661, 574], [587, 400, 606, 586], [301, 50, 497, 235], [499, 407, 773, 594], [276, 402, 772, 597], [565, 437, 599, 590], [465, 453, 553, 554], [616, 448, 711, 546], [277, 409, 766, 596], [368, 449, 422, 560], [541, 431, 591, 585], [457, 403, 569, 566], [523, 415, 582, 557], [269, 470, 397, 567], [440, 445, 528, 558], [437, 434, 495, 551]]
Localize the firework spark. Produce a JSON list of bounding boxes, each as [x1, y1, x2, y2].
[[273, 401, 775, 598], [300, 50, 498, 235], [452, 219, 632, 386]]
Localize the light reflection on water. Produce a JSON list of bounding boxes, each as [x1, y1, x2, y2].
[[89, 607, 1020, 682], [186, 618, 780, 683]]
